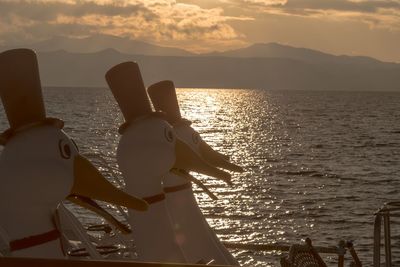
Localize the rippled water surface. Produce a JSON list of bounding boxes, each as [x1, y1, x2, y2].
[[1, 88, 400, 266]]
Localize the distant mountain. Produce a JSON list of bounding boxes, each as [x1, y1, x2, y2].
[[34, 49, 400, 91], [2, 37, 396, 67], [206, 43, 396, 67], [0, 34, 194, 56], [2, 37, 399, 90]]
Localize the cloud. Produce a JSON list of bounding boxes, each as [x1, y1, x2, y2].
[[227, 0, 400, 30], [237, 0, 400, 13], [269, 0, 400, 13], [0, 0, 251, 51]]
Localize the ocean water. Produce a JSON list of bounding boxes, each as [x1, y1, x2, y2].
[[1, 88, 400, 266]]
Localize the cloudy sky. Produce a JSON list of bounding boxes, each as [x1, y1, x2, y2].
[[0, 0, 399, 62]]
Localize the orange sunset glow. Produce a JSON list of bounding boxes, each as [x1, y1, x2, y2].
[[0, 0, 399, 61], [1, 1, 400, 266]]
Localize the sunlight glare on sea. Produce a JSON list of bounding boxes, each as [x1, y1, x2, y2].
[[177, 89, 400, 266], [1, 87, 400, 266]]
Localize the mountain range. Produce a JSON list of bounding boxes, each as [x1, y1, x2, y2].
[[1, 35, 399, 91], [1, 35, 194, 57]]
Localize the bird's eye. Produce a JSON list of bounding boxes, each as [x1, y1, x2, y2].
[[164, 128, 174, 143], [58, 139, 72, 159], [192, 132, 200, 145]]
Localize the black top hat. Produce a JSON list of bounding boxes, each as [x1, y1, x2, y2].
[[0, 49, 63, 145], [105, 62, 152, 123], [147, 80, 182, 124]]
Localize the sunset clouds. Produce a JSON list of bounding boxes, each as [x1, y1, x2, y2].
[[0, 0, 249, 50], [0, 0, 399, 61], [233, 0, 400, 30]]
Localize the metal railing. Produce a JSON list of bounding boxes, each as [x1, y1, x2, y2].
[[373, 201, 400, 267], [223, 239, 361, 267]]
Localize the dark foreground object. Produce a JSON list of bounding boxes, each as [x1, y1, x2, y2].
[[0, 258, 231, 267]]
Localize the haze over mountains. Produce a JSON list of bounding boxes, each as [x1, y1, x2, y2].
[[1, 35, 194, 56], [1, 35, 399, 91]]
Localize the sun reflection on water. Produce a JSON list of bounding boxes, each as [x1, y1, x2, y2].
[[176, 88, 297, 265], [2, 88, 400, 266], [174, 89, 400, 266]]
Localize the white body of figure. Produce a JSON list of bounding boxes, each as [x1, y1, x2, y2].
[[148, 81, 243, 265], [163, 126, 241, 266], [0, 49, 147, 258], [0, 126, 76, 258], [106, 62, 232, 264], [118, 117, 187, 263]]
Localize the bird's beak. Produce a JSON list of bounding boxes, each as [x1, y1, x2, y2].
[[68, 155, 148, 232], [199, 140, 244, 173], [173, 138, 232, 185]]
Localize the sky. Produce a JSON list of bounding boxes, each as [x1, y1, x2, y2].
[[0, 0, 399, 62]]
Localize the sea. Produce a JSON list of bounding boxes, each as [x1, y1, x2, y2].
[[1, 87, 400, 266]]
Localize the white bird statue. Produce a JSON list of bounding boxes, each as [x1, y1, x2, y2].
[[0, 49, 148, 258], [148, 80, 243, 265], [105, 62, 232, 264]]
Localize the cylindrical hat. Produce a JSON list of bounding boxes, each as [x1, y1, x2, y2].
[[105, 62, 152, 122], [147, 80, 181, 123], [0, 49, 46, 130]]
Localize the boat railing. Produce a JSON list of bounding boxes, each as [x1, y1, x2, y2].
[[223, 238, 362, 267], [0, 257, 234, 267], [373, 201, 400, 267]]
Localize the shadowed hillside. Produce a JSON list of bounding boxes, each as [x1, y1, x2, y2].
[[34, 49, 400, 91], [2, 37, 399, 91], [0, 35, 194, 56], [206, 43, 392, 66]]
